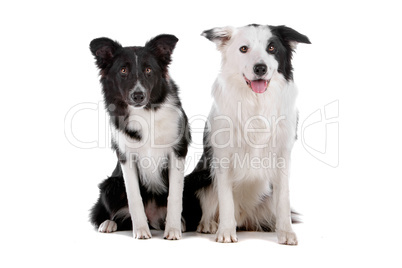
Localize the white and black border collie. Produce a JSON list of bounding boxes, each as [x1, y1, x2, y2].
[[184, 24, 310, 245], [89, 34, 191, 240]]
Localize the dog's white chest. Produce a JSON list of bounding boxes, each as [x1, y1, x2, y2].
[[210, 79, 298, 185], [126, 104, 180, 149], [112, 104, 181, 193]]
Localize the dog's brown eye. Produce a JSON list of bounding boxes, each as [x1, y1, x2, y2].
[[268, 44, 275, 53], [145, 68, 152, 74], [240, 46, 248, 53], [120, 67, 127, 74]]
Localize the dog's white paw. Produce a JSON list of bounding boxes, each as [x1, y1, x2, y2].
[[98, 220, 117, 233], [164, 227, 182, 240], [134, 226, 152, 239], [216, 226, 238, 243], [197, 221, 218, 234], [277, 230, 298, 245]]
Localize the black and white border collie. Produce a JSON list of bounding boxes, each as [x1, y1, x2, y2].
[[89, 34, 191, 240], [185, 24, 310, 244]]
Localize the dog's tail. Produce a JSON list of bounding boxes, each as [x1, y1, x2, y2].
[[182, 167, 212, 232], [291, 210, 302, 224]]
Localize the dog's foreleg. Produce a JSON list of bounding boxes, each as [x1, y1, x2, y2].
[[120, 161, 152, 239], [164, 154, 184, 240], [215, 170, 238, 243], [274, 159, 297, 245]]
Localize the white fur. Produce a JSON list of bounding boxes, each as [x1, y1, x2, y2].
[[111, 92, 185, 240], [164, 156, 185, 240], [199, 25, 299, 245], [98, 220, 117, 233]]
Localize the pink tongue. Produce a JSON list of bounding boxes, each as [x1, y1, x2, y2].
[[251, 80, 268, 93]]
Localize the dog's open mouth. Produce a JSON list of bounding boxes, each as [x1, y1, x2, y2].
[[244, 75, 270, 94]]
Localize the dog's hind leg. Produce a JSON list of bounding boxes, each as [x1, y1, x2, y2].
[[90, 198, 116, 232], [90, 176, 123, 233], [196, 187, 219, 234], [98, 220, 117, 233]]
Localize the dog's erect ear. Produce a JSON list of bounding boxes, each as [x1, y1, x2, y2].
[[201, 26, 235, 50], [269, 25, 311, 50], [90, 37, 122, 70], [146, 34, 179, 67]]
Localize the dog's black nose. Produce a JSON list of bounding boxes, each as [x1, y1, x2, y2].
[[131, 91, 145, 104], [253, 64, 267, 76]]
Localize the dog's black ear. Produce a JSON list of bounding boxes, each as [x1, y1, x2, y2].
[[269, 25, 311, 49], [146, 34, 178, 67], [90, 37, 122, 70], [201, 26, 235, 50]]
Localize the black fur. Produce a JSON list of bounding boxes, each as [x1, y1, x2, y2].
[[203, 24, 311, 81], [125, 128, 142, 141], [268, 25, 311, 81], [90, 164, 169, 231], [202, 29, 221, 42], [172, 105, 191, 158], [90, 34, 184, 130], [111, 139, 127, 164], [183, 25, 309, 232], [89, 34, 191, 159], [182, 169, 212, 231], [91, 159, 213, 232], [248, 23, 261, 28], [182, 123, 213, 231], [89, 34, 191, 232]]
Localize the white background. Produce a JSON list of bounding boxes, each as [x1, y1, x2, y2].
[[1, 0, 401, 267]]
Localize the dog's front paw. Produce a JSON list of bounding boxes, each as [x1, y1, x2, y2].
[[277, 230, 298, 245], [164, 227, 182, 240], [134, 226, 152, 239], [197, 220, 218, 234], [98, 220, 117, 233], [216, 226, 238, 243]]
